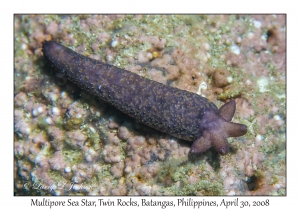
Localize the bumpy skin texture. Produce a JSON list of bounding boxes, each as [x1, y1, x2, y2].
[[42, 41, 247, 155]]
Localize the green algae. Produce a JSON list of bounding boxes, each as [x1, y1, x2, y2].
[[95, 164, 114, 183], [161, 180, 225, 196], [154, 157, 187, 186], [82, 126, 101, 151], [62, 149, 84, 165], [217, 88, 242, 100], [183, 180, 225, 195], [150, 157, 225, 195]]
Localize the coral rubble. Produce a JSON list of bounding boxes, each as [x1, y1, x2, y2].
[[14, 14, 285, 195]]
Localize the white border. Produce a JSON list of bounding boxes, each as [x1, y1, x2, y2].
[[4, 0, 296, 209]]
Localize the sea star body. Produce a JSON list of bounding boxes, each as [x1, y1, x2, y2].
[[42, 41, 247, 155]]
